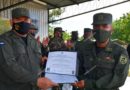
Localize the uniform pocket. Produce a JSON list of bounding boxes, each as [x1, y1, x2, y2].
[[97, 56, 115, 70]]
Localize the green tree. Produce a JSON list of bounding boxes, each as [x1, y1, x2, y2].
[[49, 8, 71, 40], [0, 17, 11, 35], [63, 31, 71, 41], [49, 8, 65, 23], [112, 13, 130, 43], [48, 8, 65, 36]]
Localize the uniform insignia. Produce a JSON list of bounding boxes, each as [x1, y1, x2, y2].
[[0, 42, 5, 47], [119, 54, 128, 64], [98, 15, 104, 20]]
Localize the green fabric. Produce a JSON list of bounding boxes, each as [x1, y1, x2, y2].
[[78, 41, 129, 90]]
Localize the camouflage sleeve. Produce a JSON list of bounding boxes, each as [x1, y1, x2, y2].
[[84, 48, 129, 89], [0, 38, 38, 85], [48, 39, 55, 51]]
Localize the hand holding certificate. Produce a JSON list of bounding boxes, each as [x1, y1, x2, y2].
[[45, 51, 78, 83]]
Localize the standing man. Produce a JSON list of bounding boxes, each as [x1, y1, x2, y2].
[[66, 31, 79, 51], [48, 27, 66, 51], [83, 28, 92, 42], [0, 8, 57, 90], [77, 28, 93, 52], [29, 24, 38, 37], [74, 13, 129, 90]]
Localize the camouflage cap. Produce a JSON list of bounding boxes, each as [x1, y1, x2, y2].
[[12, 8, 30, 18], [84, 28, 92, 33], [92, 13, 112, 25], [30, 24, 38, 30], [54, 27, 64, 32]]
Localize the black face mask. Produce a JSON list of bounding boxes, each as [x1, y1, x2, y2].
[[93, 30, 111, 43], [13, 22, 31, 35]]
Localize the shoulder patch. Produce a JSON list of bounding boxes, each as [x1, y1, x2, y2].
[[119, 54, 128, 64], [0, 42, 5, 47]]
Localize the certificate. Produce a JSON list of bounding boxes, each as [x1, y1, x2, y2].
[[45, 51, 78, 83]]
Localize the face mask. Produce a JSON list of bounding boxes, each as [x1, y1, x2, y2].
[[13, 22, 31, 35], [55, 32, 62, 38], [93, 30, 111, 43]]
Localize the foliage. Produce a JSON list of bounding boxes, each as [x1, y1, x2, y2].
[[62, 31, 71, 40], [112, 13, 130, 43], [49, 8, 65, 23], [0, 17, 11, 35], [48, 8, 71, 40], [48, 26, 54, 37]]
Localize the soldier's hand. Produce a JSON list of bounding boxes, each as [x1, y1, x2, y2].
[[37, 77, 58, 89], [41, 56, 48, 64], [72, 80, 85, 88], [42, 37, 49, 47]]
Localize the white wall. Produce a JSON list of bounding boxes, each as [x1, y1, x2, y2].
[[0, 1, 48, 40]]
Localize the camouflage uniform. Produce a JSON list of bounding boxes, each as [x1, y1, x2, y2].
[[0, 8, 41, 90], [0, 31, 41, 90], [49, 37, 66, 51], [66, 31, 79, 51], [78, 41, 129, 90], [49, 27, 67, 52], [48, 27, 67, 90], [77, 13, 129, 90], [77, 28, 93, 52]]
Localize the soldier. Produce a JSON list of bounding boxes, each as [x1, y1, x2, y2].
[[77, 28, 93, 52], [66, 31, 79, 51], [83, 28, 92, 42], [0, 8, 58, 90], [48, 27, 66, 51], [29, 24, 38, 37], [73, 13, 129, 90]]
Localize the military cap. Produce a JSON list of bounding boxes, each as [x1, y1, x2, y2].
[[92, 13, 112, 25], [54, 27, 64, 32], [12, 8, 30, 18], [71, 31, 78, 35], [30, 24, 38, 30], [84, 28, 92, 33]]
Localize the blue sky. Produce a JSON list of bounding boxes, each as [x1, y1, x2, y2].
[[52, 1, 130, 36]]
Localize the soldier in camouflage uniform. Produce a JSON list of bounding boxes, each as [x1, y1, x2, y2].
[[66, 31, 79, 51], [73, 13, 129, 90], [83, 28, 93, 42], [48, 27, 67, 51], [77, 28, 93, 52], [29, 24, 38, 37], [48, 27, 69, 90], [0, 8, 57, 90]]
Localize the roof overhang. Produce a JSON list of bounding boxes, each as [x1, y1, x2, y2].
[[0, 0, 93, 12], [39, 0, 93, 9]]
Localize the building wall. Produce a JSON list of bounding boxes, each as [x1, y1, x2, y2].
[[0, 1, 48, 40]]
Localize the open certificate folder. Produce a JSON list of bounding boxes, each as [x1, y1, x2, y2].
[[45, 51, 78, 83]]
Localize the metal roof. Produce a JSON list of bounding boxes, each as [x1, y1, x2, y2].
[[39, 0, 93, 9], [0, 0, 92, 12]]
